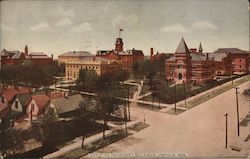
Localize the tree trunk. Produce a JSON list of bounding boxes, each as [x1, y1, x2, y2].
[[81, 136, 85, 149]]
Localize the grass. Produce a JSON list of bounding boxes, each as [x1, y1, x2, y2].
[[128, 122, 150, 132], [178, 76, 250, 109], [166, 108, 186, 115], [56, 130, 129, 159]]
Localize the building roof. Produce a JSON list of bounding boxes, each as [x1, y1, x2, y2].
[[49, 94, 84, 114], [0, 49, 22, 58], [175, 38, 190, 54], [12, 93, 32, 106], [28, 92, 64, 114], [0, 87, 31, 102], [211, 53, 228, 61], [59, 51, 93, 57], [214, 48, 248, 54], [118, 49, 144, 56], [190, 53, 206, 61]]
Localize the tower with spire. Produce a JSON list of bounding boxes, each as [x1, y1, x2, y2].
[[25, 45, 28, 55], [198, 42, 203, 54], [174, 37, 192, 84]]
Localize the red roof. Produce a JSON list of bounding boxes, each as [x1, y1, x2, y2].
[[27, 92, 64, 114], [0, 103, 9, 118], [0, 87, 31, 102]]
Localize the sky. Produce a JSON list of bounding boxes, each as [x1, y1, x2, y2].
[[0, 0, 249, 58]]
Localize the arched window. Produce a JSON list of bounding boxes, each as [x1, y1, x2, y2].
[[178, 73, 182, 80]]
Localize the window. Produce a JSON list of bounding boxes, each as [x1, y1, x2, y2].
[[239, 65, 241, 68], [15, 101, 18, 109], [31, 103, 35, 111], [178, 73, 182, 80]]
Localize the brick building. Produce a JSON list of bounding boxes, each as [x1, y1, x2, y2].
[[65, 56, 122, 80], [213, 48, 249, 75], [0, 45, 53, 68], [165, 38, 250, 85], [96, 37, 144, 69], [165, 38, 215, 85]]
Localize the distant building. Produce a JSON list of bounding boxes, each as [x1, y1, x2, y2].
[[213, 48, 249, 75], [58, 51, 93, 64], [96, 37, 144, 69], [149, 47, 174, 62], [165, 38, 215, 85], [0, 45, 53, 68], [65, 56, 122, 80]]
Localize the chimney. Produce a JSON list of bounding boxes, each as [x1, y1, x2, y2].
[[150, 48, 154, 61], [206, 53, 209, 60], [93, 56, 96, 61], [25, 45, 28, 56], [51, 54, 53, 60]]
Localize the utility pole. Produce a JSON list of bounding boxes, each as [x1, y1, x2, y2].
[[183, 82, 187, 108], [224, 113, 228, 149], [235, 87, 240, 136], [174, 83, 177, 113], [127, 86, 130, 120]]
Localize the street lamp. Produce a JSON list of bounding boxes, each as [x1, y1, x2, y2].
[[235, 87, 240, 136]]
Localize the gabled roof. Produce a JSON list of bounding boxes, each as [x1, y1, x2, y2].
[[59, 51, 93, 57], [175, 38, 190, 54], [0, 87, 31, 102], [27, 92, 64, 114], [49, 94, 84, 114], [118, 49, 144, 56], [12, 93, 31, 106]]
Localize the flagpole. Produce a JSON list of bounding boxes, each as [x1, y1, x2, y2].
[[119, 28, 121, 38]]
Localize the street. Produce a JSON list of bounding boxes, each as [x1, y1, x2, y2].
[[84, 81, 250, 158]]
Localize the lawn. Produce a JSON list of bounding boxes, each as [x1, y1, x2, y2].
[[166, 108, 186, 115], [128, 122, 150, 132], [178, 76, 250, 109], [55, 130, 130, 159]]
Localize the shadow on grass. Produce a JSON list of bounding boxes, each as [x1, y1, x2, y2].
[[128, 122, 150, 132], [56, 130, 130, 159]]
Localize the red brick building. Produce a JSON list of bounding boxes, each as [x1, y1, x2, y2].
[[0, 45, 53, 68], [165, 38, 250, 85], [96, 37, 144, 69], [213, 48, 249, 75], [165, 38, 215, 85]]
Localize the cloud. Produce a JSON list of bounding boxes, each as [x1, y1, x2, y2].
[[55, 7, 75, 19], [70, 22, 92, 33], [192, 21, 219, 30], [161, 24, 187, 33], [55, 17, 72, 26], [111, 14, 138, 26], [0, 23, 14, 32], [29, 22, 51, 32]]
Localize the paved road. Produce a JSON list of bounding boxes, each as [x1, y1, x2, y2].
[[83, 81, 250, 158]]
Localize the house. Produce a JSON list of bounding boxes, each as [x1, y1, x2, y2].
[[46, 94, 84, 118], [26, 92, 64, 121], [10, 93, 31, 118]]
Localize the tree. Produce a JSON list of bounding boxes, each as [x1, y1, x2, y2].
[[0, 119, 26, 157], [96, 88, 124, 139], [76, 69, 98, 92]]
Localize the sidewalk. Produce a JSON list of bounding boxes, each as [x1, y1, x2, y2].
[[43, 120, 138, 159]]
